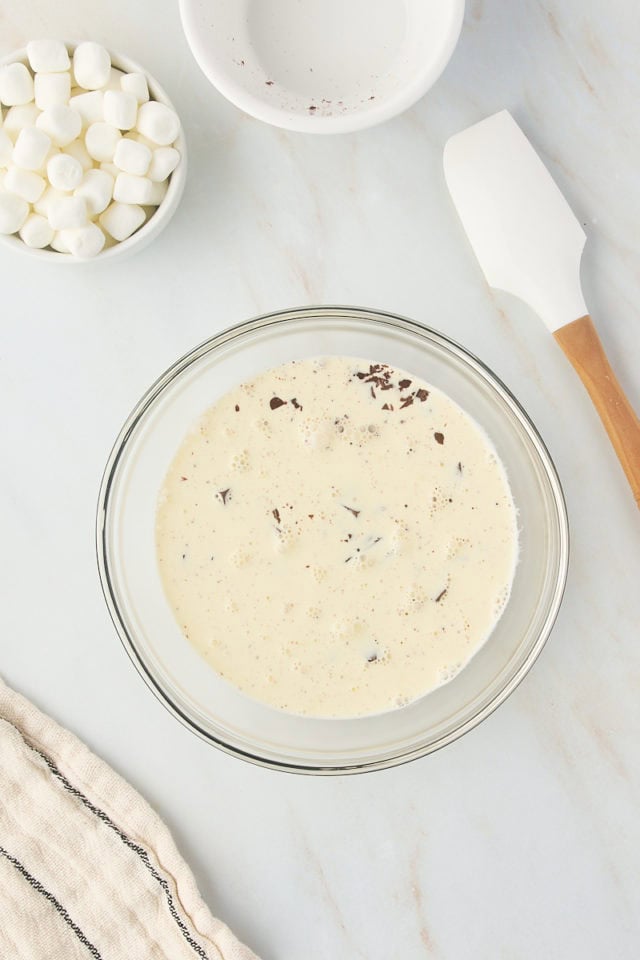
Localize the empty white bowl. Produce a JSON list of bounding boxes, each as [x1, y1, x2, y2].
[[179, 0, 465, 133], [0, 45, 187, 262]]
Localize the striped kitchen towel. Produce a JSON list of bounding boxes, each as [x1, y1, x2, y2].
[[0, 678, 259, 960]]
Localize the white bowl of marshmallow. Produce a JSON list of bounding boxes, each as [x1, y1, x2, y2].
[[0, 40, 186, 260]]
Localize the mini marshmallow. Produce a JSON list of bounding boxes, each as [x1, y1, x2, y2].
[[99, 161, 120, 178], [105, 68, 126, 91], [74, 168, 113, 216], [0, 191, 29, 233], [47, 152, 83, 191], [0, 128, 13, 167], [113, 172, 153, 205], [120, 72, 149, 104], [85, 122, 121, 161], [69, 90, 104, 126], [146, 179, 168, 206], [73, 42, 111, 91], [103, 90, 137, 131], [26, 40, 70, 74], [36, 105, 82, 146], [135, 101, 179, 146], [0, 63, 35, 107], [4, 165, 46, 203], [12, 126, 51, 170], [49, 230, 70, 253], [60, 222, 106, 258], [128, 131, 155, 150], [34, 71, 71, 110], [99, 201, 145, 241], [18, 212, 54, 248], [33, 184, 65, 217], [147, 146, 179, 182], [3, 104, 40, 139], [64, 138, 92, 171], [48, 194, 87, 230], [113, 137, 150, 176]]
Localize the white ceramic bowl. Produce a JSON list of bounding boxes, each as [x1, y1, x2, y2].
[[179, 0, 465, 133], [0, 45, 187, 262]]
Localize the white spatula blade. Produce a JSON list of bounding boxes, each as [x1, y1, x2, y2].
[[444, 110, 587, 332]]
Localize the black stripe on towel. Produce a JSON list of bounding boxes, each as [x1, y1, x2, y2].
[[0, 845, 103, 959], [11, 726, 213, 960]]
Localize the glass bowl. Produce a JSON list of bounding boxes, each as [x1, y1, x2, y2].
[[97, 306, 569, 774]]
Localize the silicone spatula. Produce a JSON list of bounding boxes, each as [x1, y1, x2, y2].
[[444, 110, 640, 507]]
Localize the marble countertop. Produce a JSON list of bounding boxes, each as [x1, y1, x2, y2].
[[2, 1, 639, 957]]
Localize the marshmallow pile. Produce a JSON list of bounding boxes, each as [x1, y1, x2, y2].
[[0, 40, 181, 258]]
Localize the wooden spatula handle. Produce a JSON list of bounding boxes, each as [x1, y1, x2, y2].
[[554, 315, 640, 507]]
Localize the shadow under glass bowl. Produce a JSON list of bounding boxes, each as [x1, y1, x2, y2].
[[97, 306, 569, 774]]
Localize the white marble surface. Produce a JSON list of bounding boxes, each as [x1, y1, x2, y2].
[[2, 2, 639, 957]]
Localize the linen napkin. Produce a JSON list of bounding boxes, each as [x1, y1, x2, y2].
[[0, 677, 259, 960]]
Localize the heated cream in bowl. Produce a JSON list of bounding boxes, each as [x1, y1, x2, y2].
[[156, 356, 518, 717]]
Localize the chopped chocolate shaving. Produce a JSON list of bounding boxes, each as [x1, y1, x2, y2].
[[343, 505, 360, 518], [234, 404, 240, 412], [308, 514, 314, 519], [265, 80, 274, 85], [270, 397, 286, 410], [356, 364, 394, 394], [218, 488, 231, 505], [291, 397, 302, 410], [367, 653, 378, 662], [434, 432, 445, 445], [416, 388, 429, 402], [399, 379, 412, 389], [308, 105, 317, 111], [272, 508, 281, 524], [180, 476, 188, 481], [457, 461, 463, 473], [370, 386, 376, 399], [400, 396, 414, 409], [435, 588, 447, 603]]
